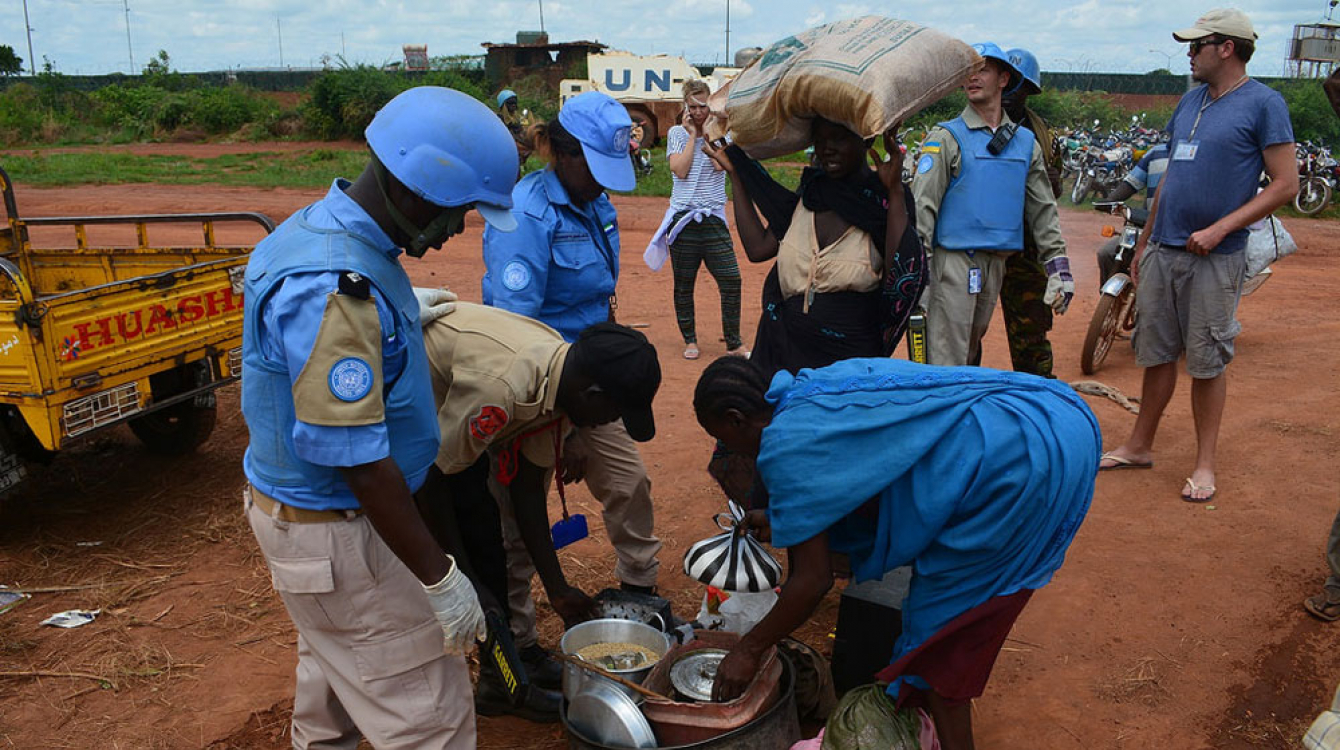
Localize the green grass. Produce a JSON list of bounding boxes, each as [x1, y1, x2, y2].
[[0, 148, 369, 189], [2, 145, 808, 198]]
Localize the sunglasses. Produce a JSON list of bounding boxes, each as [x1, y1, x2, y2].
[[1190, 37, 1229, 54]]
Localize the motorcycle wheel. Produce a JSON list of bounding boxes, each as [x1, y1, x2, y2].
[[1081, 279, 1134, 375], [1071, 173, 1092, 205], [1294, 177, 1331, 216]]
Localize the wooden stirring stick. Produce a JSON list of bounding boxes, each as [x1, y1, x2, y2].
[[553, 652, 669, 701]]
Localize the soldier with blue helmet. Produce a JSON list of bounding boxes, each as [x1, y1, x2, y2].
[[993, 46, 1065, 377], [241, 86, 518, 749], [911, 42, 1073, 367]]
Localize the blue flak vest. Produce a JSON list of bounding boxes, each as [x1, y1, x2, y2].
[[933, 116, 1034, 252], [241, 209, 440, 502]]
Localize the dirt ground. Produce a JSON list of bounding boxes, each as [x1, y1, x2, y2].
[[1, 163, 1338, 750]]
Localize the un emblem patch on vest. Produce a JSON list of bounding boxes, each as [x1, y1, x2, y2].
[[329, 358, 374, 402]]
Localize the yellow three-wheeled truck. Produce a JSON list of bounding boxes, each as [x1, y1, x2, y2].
[[0, 165, 273, 495]]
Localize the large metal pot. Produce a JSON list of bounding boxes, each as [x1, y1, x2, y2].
[[560, 618, 671, 702]]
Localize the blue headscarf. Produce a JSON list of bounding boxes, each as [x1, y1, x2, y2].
[[757, 358, 1100, 684]]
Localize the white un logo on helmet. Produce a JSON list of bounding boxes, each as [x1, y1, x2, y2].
[[612, 126, 630, 154], [329, 358, 374, 402]]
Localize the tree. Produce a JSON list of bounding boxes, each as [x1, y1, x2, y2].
[[0, 45, 21, 77]]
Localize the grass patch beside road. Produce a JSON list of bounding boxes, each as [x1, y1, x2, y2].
[[3, 146, 806, 199], [1, 148, 368, 189]]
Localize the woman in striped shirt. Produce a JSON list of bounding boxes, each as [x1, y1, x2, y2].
[[658, 79, 745, 360]]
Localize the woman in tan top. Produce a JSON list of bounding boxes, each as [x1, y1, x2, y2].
[[706, 118, 925, 378]]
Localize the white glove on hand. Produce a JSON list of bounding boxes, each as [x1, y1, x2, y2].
[[1043, 257, 1075, 315], [413, 286, 458, 327], [422, 555, 486, 655]]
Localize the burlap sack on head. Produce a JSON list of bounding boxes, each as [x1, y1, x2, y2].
[[711, 16, 981, 160]]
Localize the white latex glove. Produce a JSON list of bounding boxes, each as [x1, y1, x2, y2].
[[422, 555, 486, 655], [1043, 257, 1075, 315], [413, 286, 458, 327]]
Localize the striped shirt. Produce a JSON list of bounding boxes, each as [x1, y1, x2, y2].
[[667, 125, 728, 212]]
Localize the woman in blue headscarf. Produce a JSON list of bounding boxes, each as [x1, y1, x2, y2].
[[692, 356, 1100, 750]]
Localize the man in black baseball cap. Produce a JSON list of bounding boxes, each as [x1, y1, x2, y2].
[[566, 322, 661, 442], [412, 301, 662, 721]]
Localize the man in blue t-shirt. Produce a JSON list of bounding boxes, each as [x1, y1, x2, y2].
[[1096, 143, 1169, 284], [1097, 9, 1297, 504]]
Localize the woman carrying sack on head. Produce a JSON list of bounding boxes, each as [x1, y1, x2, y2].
[[693, 355, 1100, 750], [646, 79, 746, 360], [704, 118, 925, 378]]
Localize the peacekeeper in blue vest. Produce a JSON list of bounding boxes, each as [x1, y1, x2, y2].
[[481, 92, 664, 658], [240, 86, 519, 750], [911, 42, 1074, 367]]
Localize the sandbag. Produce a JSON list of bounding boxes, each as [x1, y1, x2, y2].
[[711, 16, 980, 160]]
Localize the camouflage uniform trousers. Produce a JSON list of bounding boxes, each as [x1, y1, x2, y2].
[[999, 245, 1055, 377]]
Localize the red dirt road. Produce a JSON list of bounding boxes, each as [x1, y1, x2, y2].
[[0, 175, 1337, 750]]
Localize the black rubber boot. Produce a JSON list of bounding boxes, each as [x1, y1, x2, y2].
[[519, 644, 564, 691], [475, 660, 561, 723]]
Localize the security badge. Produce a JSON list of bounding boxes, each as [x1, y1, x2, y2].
[[968, 267, 983, 295], [1173, 140, 1199, 162]]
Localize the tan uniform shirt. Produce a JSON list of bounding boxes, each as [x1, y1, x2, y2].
[[423, 303, 570, 475], [912, 106, 1066, 264]]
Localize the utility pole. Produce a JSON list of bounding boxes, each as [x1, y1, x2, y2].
[[341, 31, 346, 58], [538, 0, 545, 34], [277, 17, 285, 68], [725, 0, 731, 66], [21, 0, 35, 75], [123, 0, 135, 73]]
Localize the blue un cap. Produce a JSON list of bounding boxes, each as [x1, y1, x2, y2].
[[558, 92, 636, 192]]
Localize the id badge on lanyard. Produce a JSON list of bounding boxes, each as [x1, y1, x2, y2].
[[1173, 140, 1199, 162], [968, 266, 983, 295]]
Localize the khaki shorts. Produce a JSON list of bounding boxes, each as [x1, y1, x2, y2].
[[1132, 242, 1246, 379]]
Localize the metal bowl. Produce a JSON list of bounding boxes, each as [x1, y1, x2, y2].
[[560, 618, 670, 702]]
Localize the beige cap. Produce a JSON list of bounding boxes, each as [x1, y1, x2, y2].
[[1174, 8, 1258, 41]]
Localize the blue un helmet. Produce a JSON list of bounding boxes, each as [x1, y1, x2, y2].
[[1005, 48, 1042, 97], [971, 42, 1023, 95], [365, 87, 518, 253], [497, 89, 518, 108]]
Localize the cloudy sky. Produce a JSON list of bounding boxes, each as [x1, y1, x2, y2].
[[0, 0, 1327, 77]]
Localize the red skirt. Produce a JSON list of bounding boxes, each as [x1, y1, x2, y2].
[[875, 589, 1034, 708]]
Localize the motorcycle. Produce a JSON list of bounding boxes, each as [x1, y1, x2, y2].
[[1081, 201, 1147, 374], [1294, 142, 1333, 216], [1071, 137, 1132, 205]]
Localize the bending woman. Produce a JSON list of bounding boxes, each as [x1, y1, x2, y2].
[[693, 356, 1100, 749], [705, 119, 926, 378]]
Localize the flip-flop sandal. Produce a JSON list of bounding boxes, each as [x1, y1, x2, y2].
[[683, 344, 700, 360], [1180, 477, 1216, 503], [727, 347, 750, 359], [1304, 591, 1340, 622], [1098, 451, 1154, 471]]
